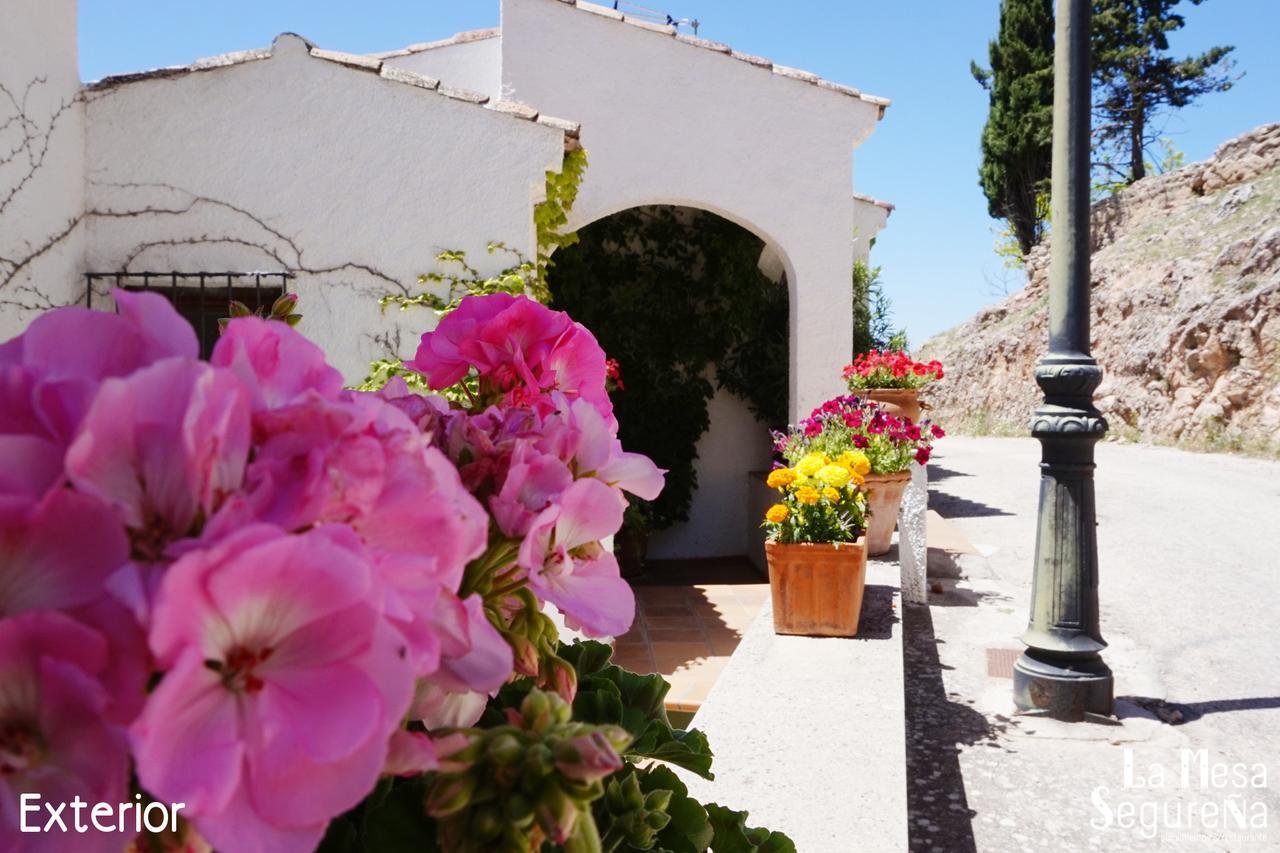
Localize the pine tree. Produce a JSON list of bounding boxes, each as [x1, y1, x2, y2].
[[1092, 0, 1238, 184], [972, 0, 1056, 257]]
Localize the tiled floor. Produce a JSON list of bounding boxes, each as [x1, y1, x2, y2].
[[613, 559, 769, 715]]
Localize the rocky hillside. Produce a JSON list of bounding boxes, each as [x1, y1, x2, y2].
[[919, 123, 1280, 455]]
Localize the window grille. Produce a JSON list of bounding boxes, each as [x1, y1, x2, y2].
[[85, 271, 292, 359]]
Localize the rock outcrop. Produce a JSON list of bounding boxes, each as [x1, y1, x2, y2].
[[919, 123, 1280, 454]]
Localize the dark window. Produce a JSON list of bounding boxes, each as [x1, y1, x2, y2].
[[85, 272, 291, 359]]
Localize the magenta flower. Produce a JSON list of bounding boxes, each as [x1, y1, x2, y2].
[[132, 524, 413, 853], [211, 316, 343, 411], [409, 295, 612, 417], [518, 478, 634, 638], [0, 488, 128, 617], [408, 293, 516, 389], [65, 359, 251, 561], [0, 290, 197, 444], [0, 612, 131, 853]]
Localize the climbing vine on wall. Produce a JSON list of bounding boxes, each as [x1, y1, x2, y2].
[[360, 149, 589, 390], [548, 206, 789, 532]]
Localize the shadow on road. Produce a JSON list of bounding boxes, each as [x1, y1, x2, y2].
[[926, 464, 973, 483], [928, 489, 1013, 519], [903, 603, 1010, 852], [1120, 695, 1280, 725]]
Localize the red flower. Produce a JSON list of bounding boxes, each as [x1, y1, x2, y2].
[[915, 446, 931, 465]]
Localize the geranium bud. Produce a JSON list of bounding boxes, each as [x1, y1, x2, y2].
[[523, 743, 555, 782], [511, 633, 540, 677], [486, 732, 524, 766], [521, 688, 565, 735], [426, 772, 477, 818], [535, 784, 578, 844], [555, 731, 624, 782], [504, 793, 536, 829], [269, 292, 299, 318], [469, 804, 504, 840], [643, 788, 672, 812], [228, 299, 254, 318], [545, 655, 578, 703]]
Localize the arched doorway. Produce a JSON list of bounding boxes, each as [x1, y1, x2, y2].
[[547, 205, 788, 565]]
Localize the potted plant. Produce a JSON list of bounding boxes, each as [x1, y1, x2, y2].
[[615, 501, 651, 579], [760, 444, 871, 636], [841, 350, 944, 423], [777, 396, 944, 557]]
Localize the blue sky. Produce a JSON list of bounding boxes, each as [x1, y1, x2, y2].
[[79, 1, 1279, 344]]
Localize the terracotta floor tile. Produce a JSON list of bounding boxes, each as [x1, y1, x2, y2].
[[645, 626, 705, 643]]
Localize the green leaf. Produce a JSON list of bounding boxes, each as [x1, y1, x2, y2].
[[627, 723, 714, 780], [639, 766, 713, 853], [558, 639, 615, 676], [360, 776, 442, 853], [705, 803, 796, 853]]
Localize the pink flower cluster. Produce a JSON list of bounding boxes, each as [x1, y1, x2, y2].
[[0, 290, 662, 852]]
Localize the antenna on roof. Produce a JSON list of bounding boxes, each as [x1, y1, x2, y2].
[[612, 1, 700, 35]]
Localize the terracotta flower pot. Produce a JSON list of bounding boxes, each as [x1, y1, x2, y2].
[[863, 469, 912, 557], [866, 387, 921, 423], [764, 539, 867, 637]]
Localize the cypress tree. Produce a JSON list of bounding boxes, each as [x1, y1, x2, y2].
[[972, 0, 1056, 257]]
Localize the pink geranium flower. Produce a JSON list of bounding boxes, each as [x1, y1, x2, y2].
[[230, 392, 489, 677], [518, 478, 634, 638], [0, 488, 128, 617], [211, 317, 343, 411], [409, 295, 612, 417], [538, 395, 665, 502], [0, 612, 131, 853], [65, 358, 251, 561], [132, 524, 413, 853]]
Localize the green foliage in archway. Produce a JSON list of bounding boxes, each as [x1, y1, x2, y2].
[[548, 206, 788, 532]]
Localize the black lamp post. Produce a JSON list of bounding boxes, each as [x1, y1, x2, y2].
[[1012, 0, 1114, 721]]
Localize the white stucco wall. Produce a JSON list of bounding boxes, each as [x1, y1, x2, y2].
[[82, 34, 565, 380], [0, 0, 86, 339], [383, 35, 503, 98], [648, 383, 775, 560], [500, 0, 883, 421]]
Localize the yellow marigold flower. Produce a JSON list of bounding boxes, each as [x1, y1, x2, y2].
[[766, 468, 797, 489], [765, 504, 790, 523], [816, 464, 852, 488], [795, 486, 820, 505], [844, 451, 871, 477], [822, 486, 840, 502], [795, 454, 826, 477], [850, 473, 865, 487]]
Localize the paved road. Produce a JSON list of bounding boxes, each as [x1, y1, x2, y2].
[[913, 437, 1280, 852]]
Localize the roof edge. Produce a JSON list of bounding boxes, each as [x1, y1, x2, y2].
[[368, 27, 501, 60], [565, 0, 891, 118], [852, 191, 895, 214], [83, 33, 578, 147]]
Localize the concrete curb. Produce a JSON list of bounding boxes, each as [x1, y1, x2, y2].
[[679, 558, 908, 851]]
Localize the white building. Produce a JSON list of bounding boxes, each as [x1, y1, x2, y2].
[[0, 0, 893, 562]]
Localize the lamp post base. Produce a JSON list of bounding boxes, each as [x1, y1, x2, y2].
[[1013, 649, 1114, 721]]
